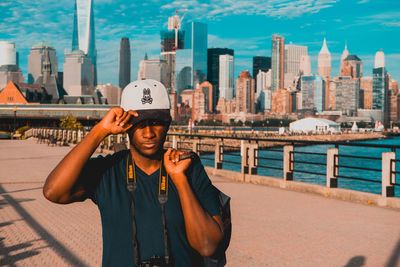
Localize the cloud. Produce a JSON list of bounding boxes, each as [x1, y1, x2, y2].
[[161, 0, 338, 20], [350, 12, 400, 28]]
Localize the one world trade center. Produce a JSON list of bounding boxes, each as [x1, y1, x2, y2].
[[72, 0, 97, 85]]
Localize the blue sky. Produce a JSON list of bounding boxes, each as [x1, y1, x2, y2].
[[0, 0, 399, 86]]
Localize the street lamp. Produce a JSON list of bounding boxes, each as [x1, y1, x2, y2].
[[13, 106, 17, 134], [213, 119, 216, 135]]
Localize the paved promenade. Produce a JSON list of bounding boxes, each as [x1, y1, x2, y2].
[[0, 139, 399, 267]]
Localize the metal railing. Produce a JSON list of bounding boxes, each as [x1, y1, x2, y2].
[[29, 129, 400, 198]]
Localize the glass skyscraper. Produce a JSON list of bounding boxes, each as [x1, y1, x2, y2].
[[271, 34, 285, 91], [72, 0, 97, 85], [301, 75, 325, 113], [175, 21, 207, 93], [372, 67, 388, 111]]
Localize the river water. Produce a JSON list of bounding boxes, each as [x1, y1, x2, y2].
[[200, 136, 400, 197]]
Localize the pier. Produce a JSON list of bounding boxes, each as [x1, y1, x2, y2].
[[0, 138, 399, 266]]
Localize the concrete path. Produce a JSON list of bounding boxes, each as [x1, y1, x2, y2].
[[0, 139, 399, 267]]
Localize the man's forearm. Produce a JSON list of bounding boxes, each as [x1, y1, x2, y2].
[[43, 125, 108, 203], [174, 175, 223, 256]]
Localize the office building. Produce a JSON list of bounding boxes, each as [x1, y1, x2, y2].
[[339, 43, 349, 75], [361, 76, 373, 109], [219, 54, 234, 101], [284, 44, 308, 88], [341, 55, 362, 78], [300, 75, 325, 113], [334, 76, 359, 116], [235, 71, 255, 114], [63, 50, 94, 96], [271, 34, 285, 91], [97, 83, 121, 105], [28, 44, 58, 84], [137, 58, 168, 86], [252, 56, 271, 81], [207, 48, 234, 108], [0, 65, 24, 90], [119, 37, 131, 90]]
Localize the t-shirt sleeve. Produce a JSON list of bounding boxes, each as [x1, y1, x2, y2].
[[186, 155, 221, 217], [80, 155, 108, 204]]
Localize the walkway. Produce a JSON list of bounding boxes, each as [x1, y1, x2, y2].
[[0, 139, 399, 266]]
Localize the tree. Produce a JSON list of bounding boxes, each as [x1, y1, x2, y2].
[[59, 114, 83, 130]]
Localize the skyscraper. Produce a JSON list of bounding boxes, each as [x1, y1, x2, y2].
[[63, 50, 94, 96], [219, 54, 234, 100], [299, 55, 311, 76], [72, 0, 97, 85], [334, 76, 359, 116], [252, 56, 271, 81], [341, 55, 362, 78], [176, 21, 208, 93], [119, 37, 131, 90], [137, 57, 168, 86], [372, 51, 389, 124], [271, 34, 285, 91], [207, 48, 234, 108], [28, 44, 58, 84], [300, 75, 325, 113], [318, 38, 331, 80], [235, 71, 255, 114], [284, 44, 308, 88]]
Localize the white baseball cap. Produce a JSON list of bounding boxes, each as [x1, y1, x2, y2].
[[121, 79, 171, 125]]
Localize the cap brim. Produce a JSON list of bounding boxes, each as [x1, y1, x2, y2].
[[130, 109, 171, 126]]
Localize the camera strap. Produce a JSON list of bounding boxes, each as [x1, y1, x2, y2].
[[126, 152, 140, 266], [126, 151, 171, 266]]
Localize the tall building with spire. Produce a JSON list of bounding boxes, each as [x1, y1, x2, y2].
[[339, 42, 349, 75], [271, 34, 285, 91], [72, 0, 97, 85], [318, 38, 331, 80], [318, 38, 331, 110], [119, 37, 131, 90]]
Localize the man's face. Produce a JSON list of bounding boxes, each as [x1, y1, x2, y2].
[[128, 120, 169, 158]]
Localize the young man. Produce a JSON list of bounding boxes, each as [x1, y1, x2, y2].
[[43, 79, 223, 266]]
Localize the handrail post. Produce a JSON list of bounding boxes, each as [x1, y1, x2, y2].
[[249, 143, 258, 175], [172, 135, 178, 149], [283, 145, 294, 180], [193, 139, 200, 155], [215, 142, 223, 169], [326, 148, 338, 188], [382, 152, 395, 197], [241, 141, 250, 176]]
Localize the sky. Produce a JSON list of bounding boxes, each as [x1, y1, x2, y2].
[[0, 0, 399, 86]]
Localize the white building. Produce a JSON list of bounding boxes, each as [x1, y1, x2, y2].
[[256, 69, 271, 98], [289, 117, 340, 133], [138, 58, 168, 87], [284, 44, 308, 88], [63, 50, 94, 96], [219, 54, 234, 100], [0, 41, 17, 66]]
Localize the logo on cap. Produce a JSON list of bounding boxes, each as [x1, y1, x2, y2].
[[141, 88, 153, 104]]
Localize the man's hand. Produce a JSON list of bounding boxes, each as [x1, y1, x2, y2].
[[163, 148, 192, 185], [97, 107, 138, 136]]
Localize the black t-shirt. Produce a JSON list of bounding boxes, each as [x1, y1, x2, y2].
[[83, 150, 220, 267]]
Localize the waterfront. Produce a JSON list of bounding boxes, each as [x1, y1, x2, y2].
[[0, 139, 399, 266], [199, 136, 400, 197]]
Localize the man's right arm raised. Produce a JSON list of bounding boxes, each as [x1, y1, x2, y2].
[[43, 107, 137, 204]]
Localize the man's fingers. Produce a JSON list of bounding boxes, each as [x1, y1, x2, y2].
[[117, 112, 128, 125], [113, 107, 124, 118], [120, 113, 132, 126], [128, 110, 138, 117]]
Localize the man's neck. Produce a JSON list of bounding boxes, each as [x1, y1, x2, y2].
[[129, 147, 162, 175]]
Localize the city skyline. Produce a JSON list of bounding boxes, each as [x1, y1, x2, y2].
[[0, 0, 399, 86]]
